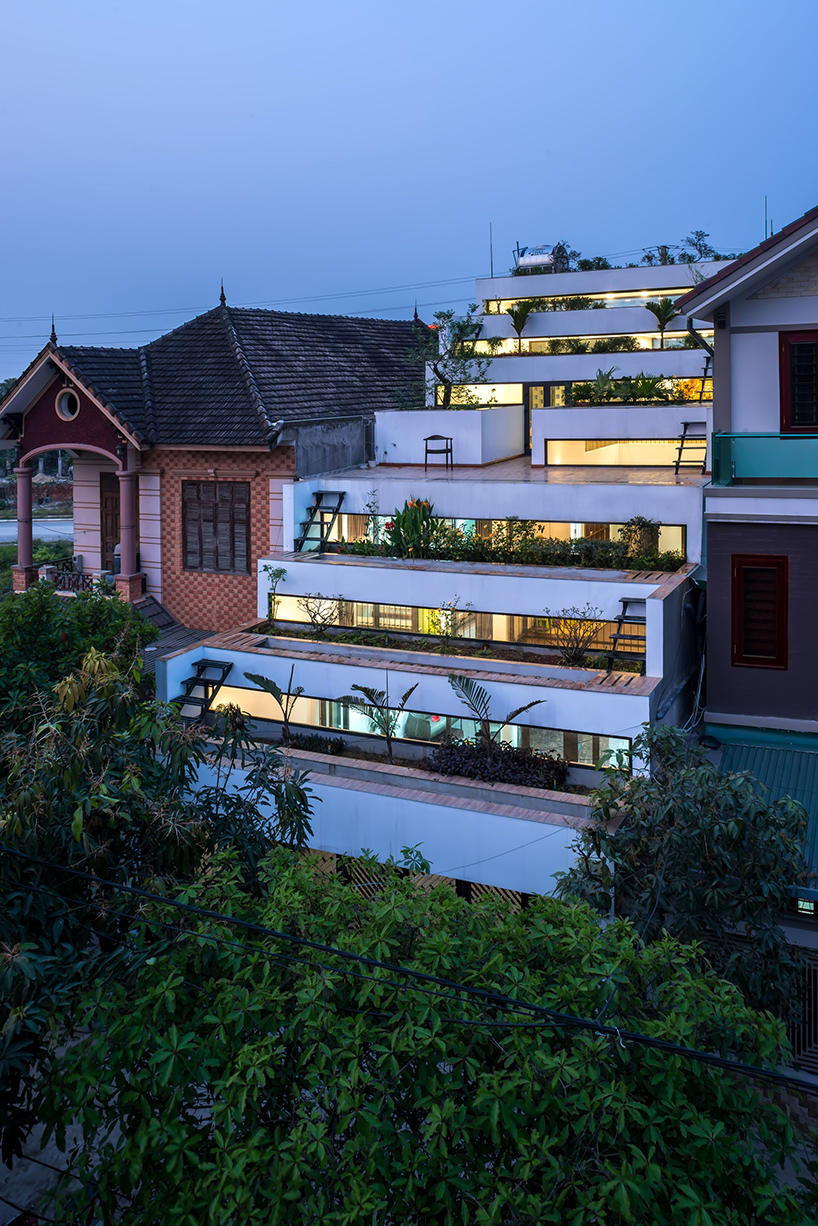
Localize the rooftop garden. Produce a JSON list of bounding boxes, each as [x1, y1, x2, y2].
[[333, 502, 685, 572]]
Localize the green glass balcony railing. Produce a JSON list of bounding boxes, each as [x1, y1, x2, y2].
[[712, 432, 818, 485]]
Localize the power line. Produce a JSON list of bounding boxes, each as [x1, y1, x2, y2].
[[5, 844, 817, 1096]]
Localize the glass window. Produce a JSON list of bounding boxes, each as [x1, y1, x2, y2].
[[780, 332, 818, 432]]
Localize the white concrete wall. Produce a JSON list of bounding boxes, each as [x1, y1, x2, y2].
[[475, 262, 725, 304], [532, 403, 712, 443], [304, 473, 704, 563], [258, 553, 663, 625], [730, 296, 818, 329], [71, 458, 114, 573], [729, 331, 781, 433], [138, 470, 162, 598], [158, 642, 653, 754], [375, 407, 524, 467], [480, 348, 711, 385], [192, 757, 579, 895]]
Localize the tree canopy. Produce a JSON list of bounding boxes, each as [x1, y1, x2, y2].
[[36, 846, 816, 1224], [557, 724, 807, 1019]]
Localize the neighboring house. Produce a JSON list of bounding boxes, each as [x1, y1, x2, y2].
[[0, 299, 423, 628], [155, 256, 718, 894], [678, 203, 818, 1068]]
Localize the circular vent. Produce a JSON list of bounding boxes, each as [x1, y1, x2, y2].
[[55, 388, 80, 421]]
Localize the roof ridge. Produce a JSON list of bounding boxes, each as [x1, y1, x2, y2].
[[219, 304, 274, 441], [225, 306, 418, 325], [138, 346, 157, 443]]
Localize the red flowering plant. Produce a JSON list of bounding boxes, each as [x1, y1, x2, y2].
[[383, 499, 446, 559]]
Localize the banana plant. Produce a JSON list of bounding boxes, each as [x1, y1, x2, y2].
[[337, 671, 419, 764], [644, 297, 680, 349], [244, 665, 304, 744], [447, 674, 544, 763]]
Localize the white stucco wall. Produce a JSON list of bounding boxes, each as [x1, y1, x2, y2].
[[138, 470, 162, 598], [729, 331, 781, 432], [480, 349, 711, 386], [192, 757, 580, 895], [531, 404, 712, 443], [374, 407, 524, 467]]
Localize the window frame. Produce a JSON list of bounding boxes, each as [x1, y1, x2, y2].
[[779, 330, 818, 433], [182, 480, 251, 575], [731, 552, 788, 669]]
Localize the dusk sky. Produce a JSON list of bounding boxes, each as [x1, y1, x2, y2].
[[2, 0, 817, 381]]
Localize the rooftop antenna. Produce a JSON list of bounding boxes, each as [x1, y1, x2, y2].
[[489, 222, 494, 278], [219, 279, 226, 306], [765, 195, 768, 240], [413, 300, 420, 323], [50, 314, 57, 344]]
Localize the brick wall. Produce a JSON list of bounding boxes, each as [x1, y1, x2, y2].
[[143, 447, 295, 631], [750, 249, 818, 299]]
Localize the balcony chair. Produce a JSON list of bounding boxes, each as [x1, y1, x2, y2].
[[424, 434, 454, 472]]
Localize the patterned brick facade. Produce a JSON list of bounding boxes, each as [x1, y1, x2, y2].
[[750, 249, 818, 299], [143, 446, 295, 630]]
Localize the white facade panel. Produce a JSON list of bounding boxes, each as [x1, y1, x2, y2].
[[479, 306, 699, 341], [532, 404, 712, 442], [730, 331, 781, 432], [730, 297, 818, 329], [475, 262, 724, 303], [193, 758, 579, 895], [482, 349, 711, 384], [257, 554, 661, 625], [138, 470, 162, 599], [375, 407, 524, 467]]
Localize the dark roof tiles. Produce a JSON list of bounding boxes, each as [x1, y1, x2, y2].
[[54, 305, 424, 447]]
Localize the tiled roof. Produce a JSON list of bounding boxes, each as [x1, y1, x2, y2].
[[720, 741, 818, 898], [54, 305, 425, 446]]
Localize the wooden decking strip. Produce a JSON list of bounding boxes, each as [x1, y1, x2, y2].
[[199, 631, 660, 697]]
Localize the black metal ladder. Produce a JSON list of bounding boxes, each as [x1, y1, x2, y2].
[[172, 659, 234, 721], [295, 491, 345, 552], [606, 597, 647, 675], [674, 421, 708, 476]]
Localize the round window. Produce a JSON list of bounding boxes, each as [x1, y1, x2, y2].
[[55, 389, 80, 421]]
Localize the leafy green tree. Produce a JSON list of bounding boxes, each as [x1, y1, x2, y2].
[[38, 848, 814, 1224], [0, 583, 157, 730], [557, 724, 807, 1019], [644, 297, 681, 348], [406, 305, 501, 410], [0, 649, 315, 1164], [337, 671, 418, 763]]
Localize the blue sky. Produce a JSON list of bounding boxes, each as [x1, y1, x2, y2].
[[2, 0, 817, 379]]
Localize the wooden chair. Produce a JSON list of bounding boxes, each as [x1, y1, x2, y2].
[[424, 434, 454, 472]]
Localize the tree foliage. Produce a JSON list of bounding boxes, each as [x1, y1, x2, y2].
[[557, 724, 807, 1019], [0, 648, 315, 1165], [404, 305, 501, 410], [0, 583, 157, 730], [37, 848, 814, 1224]]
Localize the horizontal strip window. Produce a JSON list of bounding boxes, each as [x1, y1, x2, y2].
[[434, 383, 523, 406], [272, 596, 646, 657], [483, 291, 692, 314], [215, 685, 630, 768], [332, 516, 685, 556], [546, 439, 687, 468], [472, 333, 713, 356]]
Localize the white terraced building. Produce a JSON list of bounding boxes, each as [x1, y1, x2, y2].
[[157, 253, 724, 896]]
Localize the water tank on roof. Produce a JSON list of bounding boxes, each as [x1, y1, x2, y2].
[[515, 244, 556, 270]]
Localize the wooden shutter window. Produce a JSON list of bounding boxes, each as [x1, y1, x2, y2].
[[731, 554, 788, 669], [182, 481, 250, 574], [780, 332, 818, 432]]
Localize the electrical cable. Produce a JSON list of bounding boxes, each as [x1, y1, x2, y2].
[[5, 845, 818, 1095]]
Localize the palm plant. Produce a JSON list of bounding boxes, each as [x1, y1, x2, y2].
[[244, 665, 305, 743], [336, 671, 419, 764], [644, 297, 680, 349], [505, 301, 539, 353], [447, 674, 544, 763]]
